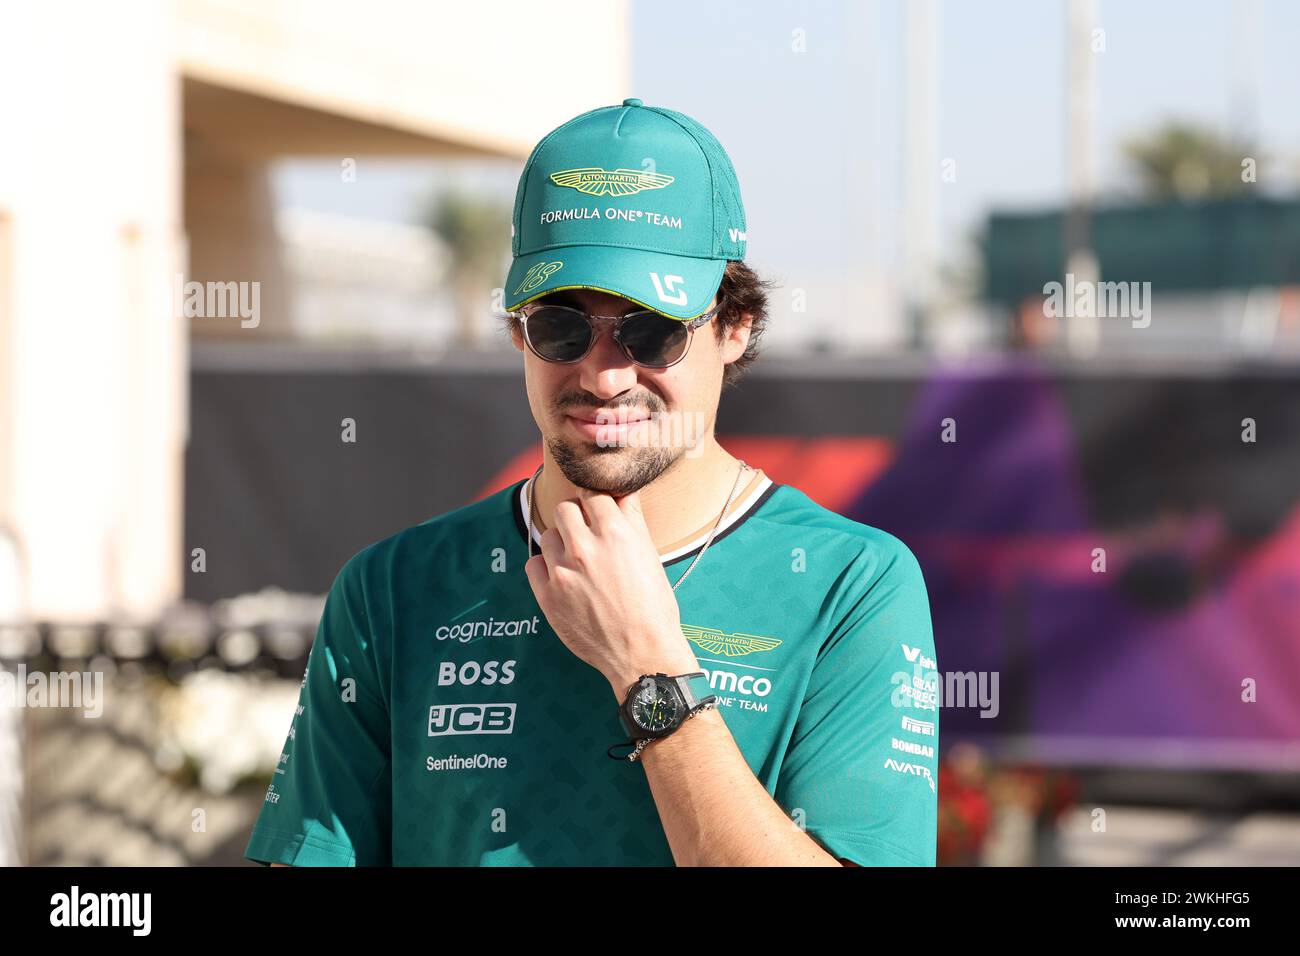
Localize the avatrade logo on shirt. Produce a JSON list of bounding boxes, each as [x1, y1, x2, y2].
[[901, 715, 935, 737], [550, 167, 674, 197], [884, 757, 936, 793], [682, 624, 782, 658], [428, 703, 517, 737]]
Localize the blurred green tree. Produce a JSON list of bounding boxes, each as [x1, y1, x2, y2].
[[426, 191, 511, 347], [1122, 122, 1257, 201]]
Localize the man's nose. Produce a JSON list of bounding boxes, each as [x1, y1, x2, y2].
[[578, 326, 639, 398]]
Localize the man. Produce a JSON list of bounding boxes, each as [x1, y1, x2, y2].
[[246, 99, 938, 867]]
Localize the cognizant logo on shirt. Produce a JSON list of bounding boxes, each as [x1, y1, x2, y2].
[[435, 616, 542, 643]]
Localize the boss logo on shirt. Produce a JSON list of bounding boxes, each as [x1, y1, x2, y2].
[[428, 703, 517, 737], [437, 660, 517, 686]]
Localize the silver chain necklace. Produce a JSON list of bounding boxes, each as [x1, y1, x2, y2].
[[524, 459, 750, 591]]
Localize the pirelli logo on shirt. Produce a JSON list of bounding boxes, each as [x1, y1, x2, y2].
[[682, 624, 782, 658]]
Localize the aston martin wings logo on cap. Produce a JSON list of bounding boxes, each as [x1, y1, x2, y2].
[[681, 624, 783, 657], [550, 167, 675, 197]]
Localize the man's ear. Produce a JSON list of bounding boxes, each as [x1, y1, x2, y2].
[[718, 310, 753, 365], [509, 318, 525, 352]]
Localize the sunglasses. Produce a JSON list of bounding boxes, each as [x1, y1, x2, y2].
[[514, 301, 720, 369]]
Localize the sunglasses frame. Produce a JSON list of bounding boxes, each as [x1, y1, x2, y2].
[[513, 300, 721, 369]]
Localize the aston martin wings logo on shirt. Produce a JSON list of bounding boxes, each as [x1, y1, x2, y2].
[[549, 167, 675, 197], [681, 624, 782, 657]]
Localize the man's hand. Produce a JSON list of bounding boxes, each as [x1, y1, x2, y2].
[[524, 487, 699, 698]]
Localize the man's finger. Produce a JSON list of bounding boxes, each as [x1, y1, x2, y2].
[[523, 553, 550, 592], [537, 525, 566, 566], [616, 489, 646, 524], [552, 498, 594, 553], [575, 487, 620, 532]]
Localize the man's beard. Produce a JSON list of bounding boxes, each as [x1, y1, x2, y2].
[[546, 434, 682, 496]]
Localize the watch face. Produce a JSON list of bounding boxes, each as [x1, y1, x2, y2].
[[629, 678, 682, 733]]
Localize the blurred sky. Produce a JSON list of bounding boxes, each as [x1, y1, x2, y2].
[[274, 0, 1300, 288]]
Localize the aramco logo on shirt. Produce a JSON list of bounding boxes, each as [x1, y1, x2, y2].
[[682, 624, 782, 658]]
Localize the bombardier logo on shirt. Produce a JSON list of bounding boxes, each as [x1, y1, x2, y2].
[[682, 624, 782, 658]]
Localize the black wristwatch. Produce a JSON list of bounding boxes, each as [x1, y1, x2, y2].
[[608, 672, 718, 762]]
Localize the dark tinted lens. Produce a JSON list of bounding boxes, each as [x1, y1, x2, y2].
[[524, 307, 592, 361], [618, 311, 690, 367]]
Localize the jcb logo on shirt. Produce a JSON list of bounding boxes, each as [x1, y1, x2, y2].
[[428, 703, 517, 737]]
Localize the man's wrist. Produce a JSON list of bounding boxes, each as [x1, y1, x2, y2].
[[627, 701, 720, 762], [608, 659, 701, 701]]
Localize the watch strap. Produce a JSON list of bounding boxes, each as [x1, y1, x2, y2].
[[677, 672, 717, 712]]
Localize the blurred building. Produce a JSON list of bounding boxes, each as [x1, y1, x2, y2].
[[983, 197, 1300, 359], [276, 208, 452, 347], [0, 0, 630, 622]]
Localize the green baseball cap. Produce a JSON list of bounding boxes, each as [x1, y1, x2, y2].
[[504, 98, 747, 321]]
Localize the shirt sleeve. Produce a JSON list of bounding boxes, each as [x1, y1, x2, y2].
[[774, 533, 938, 866], [244, 549, 392, 866]]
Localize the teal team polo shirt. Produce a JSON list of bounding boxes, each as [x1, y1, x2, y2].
[[245, 474, 939, 866]]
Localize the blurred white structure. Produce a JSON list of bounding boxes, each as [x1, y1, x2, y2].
[[277, 208, 453, 346], [0, 0, 629, 621]]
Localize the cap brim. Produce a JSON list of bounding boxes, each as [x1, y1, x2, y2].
[[504, 246, 725, 320]]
